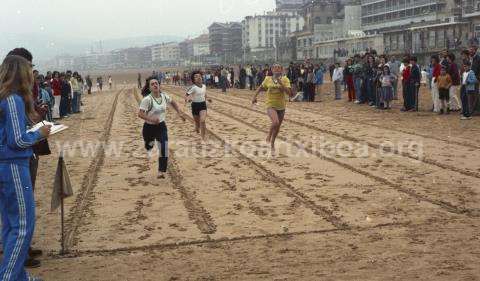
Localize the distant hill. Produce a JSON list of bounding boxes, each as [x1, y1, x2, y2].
[[98, 35, 184, 51], [0, 33, 185, 60]]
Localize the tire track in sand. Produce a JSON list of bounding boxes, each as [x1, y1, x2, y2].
[[64, 88, 124, 251]]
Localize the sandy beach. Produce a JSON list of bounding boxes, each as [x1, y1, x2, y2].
[[29, 73, 480, 280]]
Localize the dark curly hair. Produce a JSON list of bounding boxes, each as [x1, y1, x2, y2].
[[141, 76, 159, 97], [190, 71, 202, 84]]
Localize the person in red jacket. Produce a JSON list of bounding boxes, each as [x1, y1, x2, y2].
[[446, 53, 462, 111], [401, 58, 411, 111], [51, 71, 61, 119]]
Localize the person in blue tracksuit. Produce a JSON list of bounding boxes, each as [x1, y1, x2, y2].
[[0, 55, 51, 281]]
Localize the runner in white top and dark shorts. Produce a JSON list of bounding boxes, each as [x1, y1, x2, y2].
[[185, 71, 210, 141], [138, 76, 185, 179]]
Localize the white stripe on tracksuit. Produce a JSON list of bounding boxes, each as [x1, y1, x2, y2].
[[6, 96, 33, 149], [2, 164, 27, 281]]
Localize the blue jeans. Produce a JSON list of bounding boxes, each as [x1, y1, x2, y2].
[[72, 92, 78, 113], [0, 161, 36, 281], [59, 95, 68, 117], [354, 77, 363, 102], [220, 77, 227, 93], [72, 92, 80, 113], [366, 78, 375, 104]]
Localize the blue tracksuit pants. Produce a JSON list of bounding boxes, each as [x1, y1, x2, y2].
[[0, 161, 35, 281]]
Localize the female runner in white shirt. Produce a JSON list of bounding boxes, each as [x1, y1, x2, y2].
[[185, 71, 210, 141], [138, 76, 185, 178]]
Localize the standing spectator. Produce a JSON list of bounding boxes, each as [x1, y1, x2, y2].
[[387, 56, 400, 99], [353, 55, 364, 104], [401, 57, 411, 111], [108, 76, 113, 90], [71, 72, 81, 113], [233, 66, 239, 88], [332, 63, 344, 100], [446, 53, 462, 111], [298, 65, 305, 98], [344, 58, 355, 102], [430, 55, 442, 113], [97, 76, 103, 91], [59, 73, 70, 118], [287, 62, 297, 95], [256, 66, 265, 89], [461, 61, 478, 120], [470, 44, 480, 114], [365, 55, 377, 107], [86, 75, 93, 95], [51, 71, 61, 118], [220, 66, 228, 93], [375, 56, 388, 108], [328, 64, 335, 81], [404, 57, 421, 111], [39, 78, 54, 122], [251, 66, 258, 91], [246, 65, 253, 90], [230, 67, 235, 88], [240, 66, 247, 89], [314, 64, 324, 102], [306, 67, 315, 102], [66, 71, 73, 115]]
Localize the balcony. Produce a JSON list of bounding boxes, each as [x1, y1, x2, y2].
[[362, 0, 438, 16]]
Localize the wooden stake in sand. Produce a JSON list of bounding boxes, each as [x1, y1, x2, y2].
[[51, 151, 74, 255]]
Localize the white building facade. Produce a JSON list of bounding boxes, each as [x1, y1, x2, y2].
[[242, 10, 305, 60], [151, 42, 180, 62]]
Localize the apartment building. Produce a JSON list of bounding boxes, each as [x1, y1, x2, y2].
[[208, 22, 242, 59], [242, 10, 305, 60], [151, 42, 180, 62], [361, 0, 449, 32]]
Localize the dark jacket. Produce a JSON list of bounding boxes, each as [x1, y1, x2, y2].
[[448, 62, 461, 86], [408, 64, 421, 84], [472, 53, 480, 80], [61, 80, 71, 98]]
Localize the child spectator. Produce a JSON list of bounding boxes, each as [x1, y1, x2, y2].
[[436, 67, 452, 114], [380, 66, 395, 109]]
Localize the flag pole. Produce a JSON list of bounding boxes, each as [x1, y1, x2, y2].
[[60, 194, 65, 255], [59, 150, 66, 255]]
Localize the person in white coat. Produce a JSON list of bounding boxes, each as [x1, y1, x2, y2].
[[332, 63, 344, 100]]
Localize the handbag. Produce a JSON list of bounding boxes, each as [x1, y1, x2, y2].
[[33, 138, 51, 156]]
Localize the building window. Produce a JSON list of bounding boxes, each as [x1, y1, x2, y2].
[[437, 30, 445, 48], [429, 31, 436, 47], [384, 36, 391, 50], [475, 24, 480, 39]]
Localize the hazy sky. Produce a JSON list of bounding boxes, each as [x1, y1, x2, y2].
[[1, 0, 276, 40]]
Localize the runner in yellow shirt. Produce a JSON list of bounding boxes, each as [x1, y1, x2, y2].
[[252, 64, 291, 152]]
